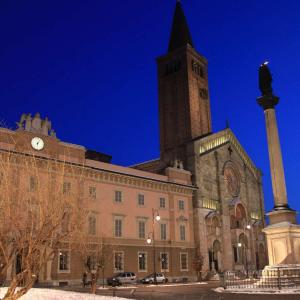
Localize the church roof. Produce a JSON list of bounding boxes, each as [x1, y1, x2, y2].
[[168, 1, 194, 52], [198, 128, 260, 180]]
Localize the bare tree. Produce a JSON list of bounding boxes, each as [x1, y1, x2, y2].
[[78, 235, 113, 294], [0, 134, 88, 300]]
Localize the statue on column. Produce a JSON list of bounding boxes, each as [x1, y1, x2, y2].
[[257, 62, 279, 109], [259, 62, 273, 96]]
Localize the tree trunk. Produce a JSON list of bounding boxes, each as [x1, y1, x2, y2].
[[91, 281, 97, 294]]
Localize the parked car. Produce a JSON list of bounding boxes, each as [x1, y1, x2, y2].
[[141, 273, 168, 284], [107, 272, 137, 286], [106, 277, 121, 287]]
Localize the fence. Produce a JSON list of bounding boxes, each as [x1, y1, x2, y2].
[[222, 267, 300, 290]]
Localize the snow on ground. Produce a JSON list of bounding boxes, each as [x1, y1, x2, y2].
[[0, 288, 132, 300], [214, 287, 300, 294]]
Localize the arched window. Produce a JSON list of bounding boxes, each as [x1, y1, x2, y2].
[[205, 213, 221, 236], [213, 240, 221, 255], [235, 204, 247, 229]]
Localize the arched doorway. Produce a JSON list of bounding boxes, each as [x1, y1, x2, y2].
[[212, 240, 221, 272], [238, 233, 248, 266], [205, 212, 222, 272]]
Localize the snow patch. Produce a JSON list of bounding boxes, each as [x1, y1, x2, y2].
[[0, 288, 132, 300]]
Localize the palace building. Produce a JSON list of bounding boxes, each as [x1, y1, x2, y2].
[[0, 2, 267, 285]]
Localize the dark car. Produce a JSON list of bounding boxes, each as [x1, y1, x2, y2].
[[106, 276, 122, 287]]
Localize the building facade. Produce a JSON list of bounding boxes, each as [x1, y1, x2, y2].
[[0, 2, 267, 286], [0, 114, 196, 285]]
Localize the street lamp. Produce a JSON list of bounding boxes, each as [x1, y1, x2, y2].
[[147, 236, 152, 245], [146, 209, 160, 284]]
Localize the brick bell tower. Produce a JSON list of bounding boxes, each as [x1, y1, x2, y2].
[[157, 1, 212, 165]]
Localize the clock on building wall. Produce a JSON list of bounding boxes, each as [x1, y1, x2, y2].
[[31, 137, 44, 151], [224, 165, 240, 197]]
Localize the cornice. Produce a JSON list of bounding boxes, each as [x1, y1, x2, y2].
[[0, 148, 196, 196]]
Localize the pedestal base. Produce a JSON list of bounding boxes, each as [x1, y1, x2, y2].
[[263, 222, 300, 265], [267, 207, 297, 225]]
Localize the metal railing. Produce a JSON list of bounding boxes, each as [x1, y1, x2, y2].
[[221, 267, 300, 290]]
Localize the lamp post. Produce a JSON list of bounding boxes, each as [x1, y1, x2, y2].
[[146, 208, 160, 284]]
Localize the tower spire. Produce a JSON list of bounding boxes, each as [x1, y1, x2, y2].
[[168, 1, 194, 52], [158, 1, 212, 163]]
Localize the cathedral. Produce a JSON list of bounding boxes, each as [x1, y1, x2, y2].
[[133, 2, 267, 272], [0, 2, 267, 285]]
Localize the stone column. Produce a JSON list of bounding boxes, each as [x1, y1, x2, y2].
[[257, 63, 300, 265], [221, 214, 234, 270], [193, 208, 210, 271], [257, 94, 296, 225], [264, 108, 287, 208]]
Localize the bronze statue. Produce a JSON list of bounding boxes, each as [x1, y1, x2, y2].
[[259, 62, 273, 96]]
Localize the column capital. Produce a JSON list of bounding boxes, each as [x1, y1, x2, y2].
[[257, 95, 279, 110]]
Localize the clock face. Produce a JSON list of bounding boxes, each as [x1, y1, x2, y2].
[[224, 166, 240, 197], [31, 137, 44, 151]]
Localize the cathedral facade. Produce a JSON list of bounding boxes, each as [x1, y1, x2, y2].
[[0, 2, 267, 286]]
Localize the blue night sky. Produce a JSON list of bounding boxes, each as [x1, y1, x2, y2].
[[1, 0, 300, 219]]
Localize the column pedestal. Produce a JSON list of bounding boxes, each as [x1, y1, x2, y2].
[[268, 208, 297, 225], [263, 222, 300, 265]]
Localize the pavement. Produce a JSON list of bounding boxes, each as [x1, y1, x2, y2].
[[59, 281, 300, 300]]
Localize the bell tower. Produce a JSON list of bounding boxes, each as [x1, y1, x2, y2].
[[157, 1, 212, 163]]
